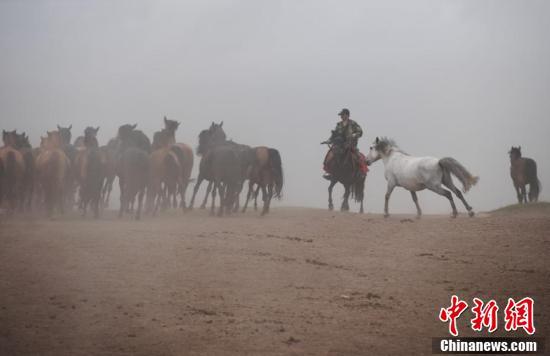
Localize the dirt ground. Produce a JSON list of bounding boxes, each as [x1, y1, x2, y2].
[[0, 206, 548, 356]]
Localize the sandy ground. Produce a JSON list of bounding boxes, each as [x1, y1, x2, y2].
[[0, 207, 548, 355]]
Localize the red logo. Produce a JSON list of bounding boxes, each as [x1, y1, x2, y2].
[[504, 297, 536, 335], [439, 295, 469, 336], [439, 296, 535, 336]]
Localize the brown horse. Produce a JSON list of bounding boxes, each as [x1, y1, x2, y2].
[[241, 146, 284, 215], [14, 132, 35, 212], [74, 127, 105, 218], [146, 147, 181, 215], [509, 146, 540, 204], [152, 117, 194, 210], [35, 131, 70, 217], [0, 130, 26, 213]]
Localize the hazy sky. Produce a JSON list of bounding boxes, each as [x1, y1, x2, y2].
[[1, 0, 549, 213]]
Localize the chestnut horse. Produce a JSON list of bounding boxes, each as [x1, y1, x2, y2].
[[0, 130, 26, 213], [241, 146, 284, 215], [152, 117, 194, 210], [35, 131, 70, 217], [509, 146, 540, 204]]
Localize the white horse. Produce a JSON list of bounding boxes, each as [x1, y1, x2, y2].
[[365, 137, 479, 218]]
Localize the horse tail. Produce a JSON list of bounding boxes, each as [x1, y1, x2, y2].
[[439, 157, 479, 192], [86, 148, 104, 197], [525, 158, 540, 201], [350, 176, 365, 203], [165, 150, 180, 181], [268, 148, 283, 199]]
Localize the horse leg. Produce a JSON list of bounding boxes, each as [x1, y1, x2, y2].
[[135, 188, 145, 220], [410, 191, 422, 218], [442, 176, 474, 217], [201, 181, 212, 209], [384, 183, 396, 218], [188, 176, 203, 210], [428, 184, 458, 218], [328, 180, 337, 211], [253, 185, 260, 211], [217, 183, 226, 217], [242, 181, 254, 213], [260, 184, 269, 216], [210, 181, 217, 216], [341, 185, 350, 212], [118, 178, 125, 218], [521, 185, 527, 204], [261, 183, 273, 216]]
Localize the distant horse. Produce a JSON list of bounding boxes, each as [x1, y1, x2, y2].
[[117, 124, 150, 220], [118, 124, 152, 153], [57, 125, 78, 210], [14, 132, 35, 211], [35, 131, 70, 217], [188, 121, 227, 210], [321, 131, 365, 213], [74, 127, 104, 218], [0, 130, 26, 213], [509, 146, 540, 203], [241, 146, 284, 215], [146, 147, 181, 215], [365, 137, 478, 218], [188, 122, 246, 216], [99, 138, 119, 208], [152, 117, 194, 210]]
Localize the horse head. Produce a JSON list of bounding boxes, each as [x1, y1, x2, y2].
[[15, 132, 31, 149], [509, 146, 522, 160], [56, 125, 72, 145], [163, 116, 180, 134], [2, 130, 18, 147], [365, 137, 398, 165], [84, 126, 100, 148], [46, 130, 63, 149], [197, 122, 226, 155], [118, 124, 137, 142]]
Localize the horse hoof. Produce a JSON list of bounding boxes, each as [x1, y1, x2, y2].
[[328, 205, 334, 211], [384, 214, 389, 219], [468, 211, 475, 217], [416, 215, 422, 220]]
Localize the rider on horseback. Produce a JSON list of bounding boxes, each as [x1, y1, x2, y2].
[[322, 108, 368, 180]]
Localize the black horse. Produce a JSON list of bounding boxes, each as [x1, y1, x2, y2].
[[116, 124, 151, 220], [322, 130, 365, 213], [509, 146, 541, 204]]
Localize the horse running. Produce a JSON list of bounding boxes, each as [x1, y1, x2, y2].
[[365, 137, 478, 218]]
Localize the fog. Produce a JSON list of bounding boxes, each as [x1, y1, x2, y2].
[[1, 0, 549, 213]]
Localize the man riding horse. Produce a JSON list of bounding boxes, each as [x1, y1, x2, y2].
[[322, 108, 368, 180]]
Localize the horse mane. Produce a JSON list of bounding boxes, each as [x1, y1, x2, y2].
[[376, 137, 408, 155]]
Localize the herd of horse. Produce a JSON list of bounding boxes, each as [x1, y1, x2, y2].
[[0, 118, 542, 220], [0, 118, 283, 219]]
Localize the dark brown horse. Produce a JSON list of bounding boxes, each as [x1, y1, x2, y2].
[[509, 146, 540, 204], [74, 127, 104, 218], [117, 124, 151, 220], [35, 131, 70, 218], [188, 122, 227, 210], [241, 146, 283, 215], [188, 122, 247, 216], [99, 138, 119, 208], [322, 131, 365, 213]]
